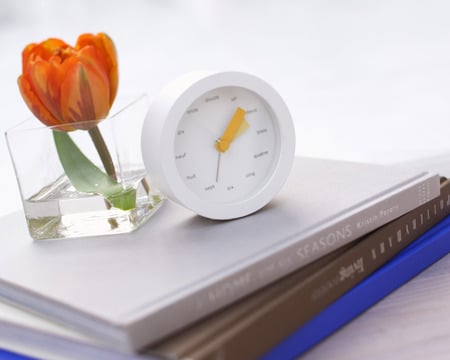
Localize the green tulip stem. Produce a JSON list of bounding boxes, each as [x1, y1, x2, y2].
[[88, 125, 117, 181], [141, 176, 151, 194], [53, 131, 137, 212], [87, 124, 151, 196]]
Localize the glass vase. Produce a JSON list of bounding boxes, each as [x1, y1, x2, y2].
[[5, 95, 164, 240]]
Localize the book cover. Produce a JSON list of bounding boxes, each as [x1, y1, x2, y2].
[[0, 157, 439, 351], [0, 301, 151, 360], [0, 177, 447, 360], [262, 216, 450, 360], [1, 213, 449, 360], [152, 179, 450, 359], [0, 349, 30, 360]]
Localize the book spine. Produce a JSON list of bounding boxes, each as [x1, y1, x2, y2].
[[262, 210, 450, 360], [131, 173, 440, 349], [153, 179, 450, 359], [255, 179, 450, 360]]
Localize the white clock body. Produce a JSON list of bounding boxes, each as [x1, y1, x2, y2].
[[142, 71, 295, 220]]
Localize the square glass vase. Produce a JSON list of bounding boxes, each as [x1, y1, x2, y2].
[[5, 95, 164, 240]]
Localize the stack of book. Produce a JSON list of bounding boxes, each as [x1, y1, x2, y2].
[[0, 157, 449, 360]]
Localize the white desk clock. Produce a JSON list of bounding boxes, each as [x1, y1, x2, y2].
[[142, 71, 295, 220]]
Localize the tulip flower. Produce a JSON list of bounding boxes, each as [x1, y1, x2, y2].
[[18, 32, 119, 181], [17, 32, 118, 131], [16, 33, 139, 211]]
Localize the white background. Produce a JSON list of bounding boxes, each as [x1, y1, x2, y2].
[[1, 0, 450, 215]]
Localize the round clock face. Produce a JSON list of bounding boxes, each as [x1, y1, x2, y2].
[[174, 86, 278, 204], [142, 71, 295, 220]]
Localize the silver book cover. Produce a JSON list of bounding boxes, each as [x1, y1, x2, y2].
[[0, 157, 440, 351]]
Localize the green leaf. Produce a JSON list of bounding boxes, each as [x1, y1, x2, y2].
[[53, 131, 136, 210]]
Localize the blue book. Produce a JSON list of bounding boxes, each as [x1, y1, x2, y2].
[[0, 350, 31, 360], [261, 215, 450, 360]]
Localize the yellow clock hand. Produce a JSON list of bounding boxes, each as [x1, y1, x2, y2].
[[216, 107, 249, 153]]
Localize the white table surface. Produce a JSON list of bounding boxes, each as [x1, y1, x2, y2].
[[1, 1, 450, 359]]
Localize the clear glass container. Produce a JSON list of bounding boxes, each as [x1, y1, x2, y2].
[[5, 95, 164, 240]]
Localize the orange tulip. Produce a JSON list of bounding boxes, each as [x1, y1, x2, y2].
[[18, 32, 118, 131]]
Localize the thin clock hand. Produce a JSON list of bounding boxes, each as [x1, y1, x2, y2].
[[215, 152, 221, 183], [215, 107, 249, 153]]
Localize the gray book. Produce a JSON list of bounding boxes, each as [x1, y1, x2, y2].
[[0, 300, 150, 360], [0, 157, 440, 352]]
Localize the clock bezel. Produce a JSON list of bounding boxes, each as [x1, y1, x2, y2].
[[142, 71, 295, 220]]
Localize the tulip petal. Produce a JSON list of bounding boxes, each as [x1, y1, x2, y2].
[[18, 75, 74, 131], [76, 33, 118, 105], [60, 60, 110, 128], [22, 38, 70, 72], [75, 46, 109, 87], [41, 38, 70, 54], [24, 59, 65, 123]]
